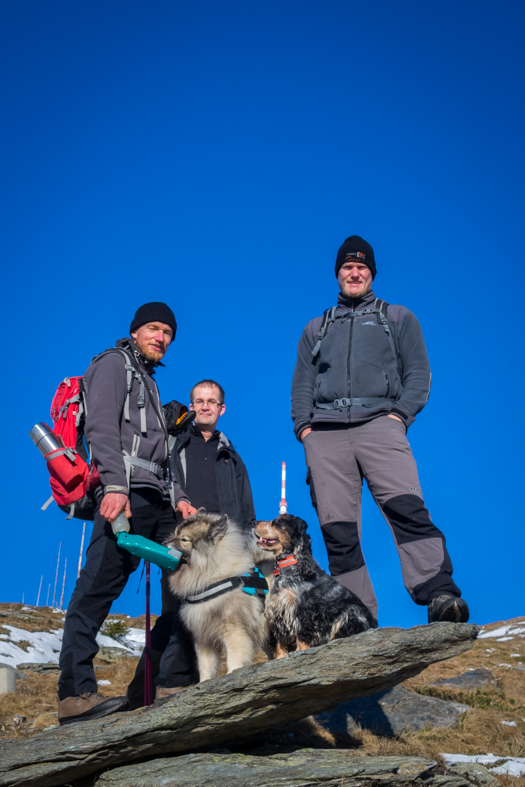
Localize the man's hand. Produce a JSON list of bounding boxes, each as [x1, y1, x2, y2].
[[300, 427, 313, 442], [100, 493, 131, 523], [387, 414, 403, 423], [176, 500, 198, 519]]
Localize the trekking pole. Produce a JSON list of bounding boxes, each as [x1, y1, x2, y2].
[[144, 560, 153, 705]]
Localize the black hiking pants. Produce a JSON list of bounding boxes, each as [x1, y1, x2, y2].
[[58, 488, 197, 699]]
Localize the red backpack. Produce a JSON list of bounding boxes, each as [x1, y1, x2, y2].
[[43, 376, 100, 520]]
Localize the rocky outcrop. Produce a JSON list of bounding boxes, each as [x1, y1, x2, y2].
[[94, 750, 492, 787], [315, 684, 470, 736], [0, 622, 478, 787], [430, 668, 497, 690]]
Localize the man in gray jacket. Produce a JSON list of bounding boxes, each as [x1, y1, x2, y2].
[[58, 302, 195, 725], [292, 236, 468, 625]]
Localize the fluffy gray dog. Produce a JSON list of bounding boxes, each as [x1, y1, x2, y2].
[[167, 510, 269, 682]]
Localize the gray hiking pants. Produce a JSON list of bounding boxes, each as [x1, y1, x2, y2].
[[303, 416, 461, 620]]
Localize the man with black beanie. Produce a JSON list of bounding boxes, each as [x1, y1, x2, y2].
[[57, 302, 197, 725], [291, 236, 469, 625]]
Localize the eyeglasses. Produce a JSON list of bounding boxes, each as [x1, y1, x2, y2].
[[192, 399, 222, 407]]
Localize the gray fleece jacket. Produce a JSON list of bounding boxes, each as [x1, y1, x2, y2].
[[84, 337, 185, 502], [291, 290, 431, 440]]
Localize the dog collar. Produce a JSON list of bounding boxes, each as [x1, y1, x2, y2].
[[273, 554, 298, 576]]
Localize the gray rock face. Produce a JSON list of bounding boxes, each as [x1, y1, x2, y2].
[[430, 669, 496, 690], [17, 662, 60, 675], [94, 751, 458, 787], [0, 623, 478, 787], [315, 685, 470, 736], [448, 762, 501, 787]]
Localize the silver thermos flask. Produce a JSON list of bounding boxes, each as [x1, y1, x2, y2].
[[29, 422, 64, 456]]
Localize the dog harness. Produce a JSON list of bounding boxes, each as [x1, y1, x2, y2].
[[185, 567, 269, 604], [273, 555, 298, 577]]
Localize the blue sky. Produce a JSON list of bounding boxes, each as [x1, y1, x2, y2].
[[1, 1, 523, 626]]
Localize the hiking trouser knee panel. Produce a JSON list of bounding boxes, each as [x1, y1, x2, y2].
[[321, 520, 365, 576]]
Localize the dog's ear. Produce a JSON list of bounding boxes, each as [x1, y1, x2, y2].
[[209, 514, 229, 541], [197, 507, 207, 515]]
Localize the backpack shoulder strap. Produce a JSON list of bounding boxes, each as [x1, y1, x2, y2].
[[311, 306, 337, 360], [375, 299, 398, 365], [90, 347, 147, 434]]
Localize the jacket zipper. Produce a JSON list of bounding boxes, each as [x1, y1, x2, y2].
[[346, 304, 355, 409]]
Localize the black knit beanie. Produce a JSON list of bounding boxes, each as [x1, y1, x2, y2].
[[335, 236, 376, 279], [129, 302, 177, 336]]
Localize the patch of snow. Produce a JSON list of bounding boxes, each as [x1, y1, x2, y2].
[[0, 626, 64, 667], [96, 632, 128, 650], [479, 625, 525, 639], [491, 758, 525, 777], [123, 628, 145, 645], [498, 663, 512, 668], [441, 754, 501, 766], [97, 679, 112, 686], [442, 753, 525, 777], [485, 648, 495, 653], [497, 637, 514, 642], [501, 721, 517, 727], [51, 609, 63, 614], [511, 654, 522, 657], [0, 623, 142, 667], [21, 607, 33, 611]]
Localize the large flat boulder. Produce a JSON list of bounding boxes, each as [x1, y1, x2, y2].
[[0, 622, 477, 787], [94, 750, 475, 787]]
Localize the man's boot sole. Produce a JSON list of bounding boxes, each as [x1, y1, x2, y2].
[[59, 696, 129, 726]]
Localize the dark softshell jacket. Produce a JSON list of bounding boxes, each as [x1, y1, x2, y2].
[[291, 290, 431, 440], [84, 337, 185, 501], [170, 431, 256, 529]]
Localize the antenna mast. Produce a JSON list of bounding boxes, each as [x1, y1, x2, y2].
[[52, 542, 61, 608], [279, 461, 288, 515], [59, 558, 67, 610]]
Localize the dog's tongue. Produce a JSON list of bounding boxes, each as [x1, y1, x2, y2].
[[257, 537, 278, 547]]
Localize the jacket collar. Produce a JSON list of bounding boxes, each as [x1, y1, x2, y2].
[[176, 428, 235, 457], [337, 289, 376, 312], [116, 337, 161, 376]]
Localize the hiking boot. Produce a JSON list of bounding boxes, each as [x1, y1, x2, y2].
[[428, 594, 469, 624], [58, 692, 129, 725], [155, 685, 193, 700]]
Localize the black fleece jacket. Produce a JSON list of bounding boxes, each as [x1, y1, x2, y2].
[[170, 428, 256, 530]]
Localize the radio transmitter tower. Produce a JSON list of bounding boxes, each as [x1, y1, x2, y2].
[[279, 461, 288, 515]]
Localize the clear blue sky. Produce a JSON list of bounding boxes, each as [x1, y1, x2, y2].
[[1, 1, 523, 626]]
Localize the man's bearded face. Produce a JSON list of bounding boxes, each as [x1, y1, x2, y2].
[[131, 322, 173, 362]]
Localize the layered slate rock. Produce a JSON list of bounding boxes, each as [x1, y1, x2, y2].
[[94, 751, 481, 787], [0, 623, 478, 787], [430, 668, 497, 691], [315, 684, 470, 736]]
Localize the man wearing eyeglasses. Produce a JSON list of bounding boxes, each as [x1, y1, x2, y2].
[[171, 379, 255, 529], [127, 379, 256, 705]]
